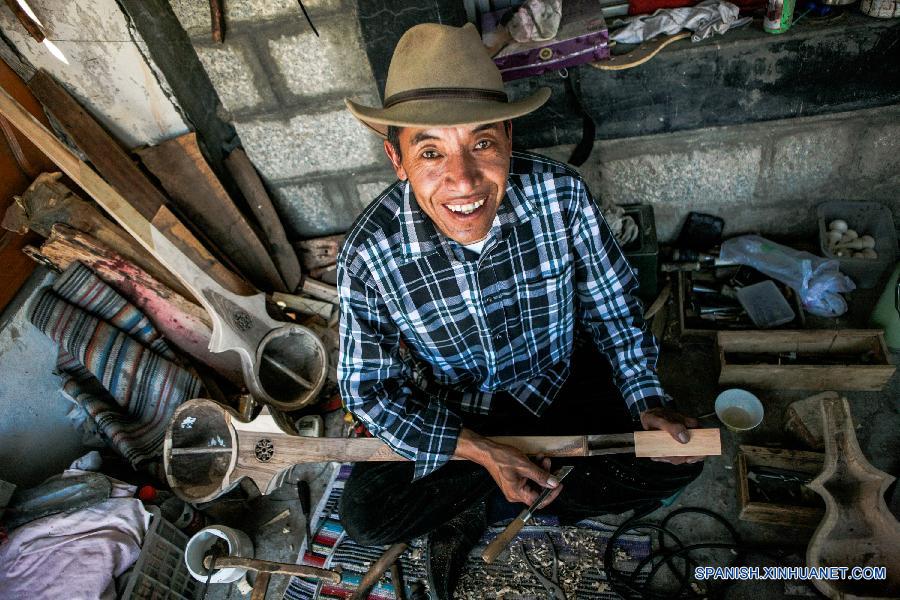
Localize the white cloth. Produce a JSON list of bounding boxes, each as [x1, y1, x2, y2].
[[611, 0, 752, 44], [463, 237, 488, 255], [0, 471, 150, 600]]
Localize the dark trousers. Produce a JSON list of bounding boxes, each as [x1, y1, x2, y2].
[[340, 343, 703, 546]]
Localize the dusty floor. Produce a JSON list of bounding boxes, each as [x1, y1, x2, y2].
[[2, 270, 896, 599]]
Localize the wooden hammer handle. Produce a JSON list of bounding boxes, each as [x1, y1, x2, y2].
[[203, 555, 341, 582], [481, 518, 525, 564]]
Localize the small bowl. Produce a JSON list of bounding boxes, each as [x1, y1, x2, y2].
[[715, 389, 764, 432]]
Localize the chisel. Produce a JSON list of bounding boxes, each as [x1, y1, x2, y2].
[[481, 465, 574, 564]]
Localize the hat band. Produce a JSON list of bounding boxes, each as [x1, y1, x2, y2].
[[383, 87, 508, 108]]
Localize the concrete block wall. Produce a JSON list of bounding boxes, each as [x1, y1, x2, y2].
[[539, 105, 900, 242], [169, 0, 396, 239]]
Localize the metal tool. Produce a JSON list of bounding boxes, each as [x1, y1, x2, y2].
[[481, 466, 575, 564], [520, 535, 567, 600]]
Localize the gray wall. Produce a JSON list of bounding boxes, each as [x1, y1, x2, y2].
[[170, 1, 900, 242], [540, 104, 900, 241], [169, 0, 396, 239]]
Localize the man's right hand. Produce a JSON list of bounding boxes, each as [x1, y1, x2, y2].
[[455, 428, 562, 507]]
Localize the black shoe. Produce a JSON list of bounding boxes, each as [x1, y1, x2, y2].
[[425, 501, 487, 599]]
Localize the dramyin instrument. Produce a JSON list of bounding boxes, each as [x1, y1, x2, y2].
[[164, 398, 722, 503]]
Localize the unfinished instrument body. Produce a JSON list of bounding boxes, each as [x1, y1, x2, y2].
[[806, 396, 900, 599], [164, 399, 721, 503]]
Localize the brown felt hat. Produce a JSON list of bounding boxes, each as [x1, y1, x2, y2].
[[346, 22, 550, 137]]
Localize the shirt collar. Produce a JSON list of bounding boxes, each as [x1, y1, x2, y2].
[[396, 172, 537, 262]]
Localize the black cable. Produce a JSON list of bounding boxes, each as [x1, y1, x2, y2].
[[601, 506, 763, 600]]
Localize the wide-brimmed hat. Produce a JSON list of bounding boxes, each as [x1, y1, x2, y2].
[[346, 23, 550, 138]]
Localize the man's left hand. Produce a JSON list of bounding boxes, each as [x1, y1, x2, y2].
[[639, 406, 705, 465]]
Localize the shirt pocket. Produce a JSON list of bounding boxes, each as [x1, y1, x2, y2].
[[513, 261, 575, 344]]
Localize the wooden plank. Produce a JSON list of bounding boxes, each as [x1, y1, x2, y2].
[[717, 329, 888, 354], [3, 172, 192, 299], [719, 364, 894, 391], [225, 148, 300, 291], [34, 224, 243, 384], [24, 69, 252, 295], [0, 59, 55, 312], [137, 133, 287, 292], [301, 277, 339, 304], [632, 429, 721, 458], [294, 234, 345, 271], [203, 556, 340, 582]]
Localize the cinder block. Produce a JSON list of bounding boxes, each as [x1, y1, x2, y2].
[[356, 181, 396, 208], [272, 180, 362, 238], [194, 43, 275, 113], [171, 0, 341, 36], [596, 144, 761, 239], [233, 108, 384, 180], [268, 20, 375, 97]]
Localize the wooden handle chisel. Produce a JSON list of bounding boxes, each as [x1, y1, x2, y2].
[[481, 465, 575, 564]]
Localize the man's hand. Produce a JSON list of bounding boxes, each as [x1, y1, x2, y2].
[[639, 406, 705, 465], [455, 428, 562, 507]]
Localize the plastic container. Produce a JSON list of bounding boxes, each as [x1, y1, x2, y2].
[[715, 389, 764, 432], [184, 525, 254, 584], [119, 507, 200, 600], [736, 280, 796, 328], [817, 201, 898, 289], [871, 262, 900, 350]]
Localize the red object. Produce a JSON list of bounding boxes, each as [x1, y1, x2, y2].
[[137, 485, 158, 502], [628, 0, 765, 15]]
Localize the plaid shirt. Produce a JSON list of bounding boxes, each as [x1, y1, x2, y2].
[[338, 151, 668, 479]]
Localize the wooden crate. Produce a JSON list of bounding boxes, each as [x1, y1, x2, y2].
[[677, 271, 805, 338], [736, 445, 824, 528], [717, 329, 895, 391]]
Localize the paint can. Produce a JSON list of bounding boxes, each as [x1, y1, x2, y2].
[[764, 0, 796, 34]]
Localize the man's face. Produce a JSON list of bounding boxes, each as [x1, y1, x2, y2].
[[384, 122, 512, 245]]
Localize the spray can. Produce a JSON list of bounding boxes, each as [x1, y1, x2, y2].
[[764, 0, 795, 34]]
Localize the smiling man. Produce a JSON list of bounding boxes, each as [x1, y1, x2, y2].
[[338, 23, 702, 598]]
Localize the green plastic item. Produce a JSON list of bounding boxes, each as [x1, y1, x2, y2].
[[871, 262, 900, 350]]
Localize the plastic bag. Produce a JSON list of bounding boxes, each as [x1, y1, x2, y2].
[[719, 235, 855, 317]]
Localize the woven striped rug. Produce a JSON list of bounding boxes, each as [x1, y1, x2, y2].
[[29, 263, 202, 465], [283, 464, 650, 600]]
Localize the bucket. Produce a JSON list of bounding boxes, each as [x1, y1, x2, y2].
[[184, 525, 254, 583]]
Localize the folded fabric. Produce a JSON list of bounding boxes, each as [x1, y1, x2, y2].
[[611, 0, 752, 43], [0, 470, 150, 600], [29, 263, 202, 465]]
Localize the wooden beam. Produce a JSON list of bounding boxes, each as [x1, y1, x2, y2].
[[137, 134, 286, 292], [24, 69, 251, 295], [225, 148, 301, 292]]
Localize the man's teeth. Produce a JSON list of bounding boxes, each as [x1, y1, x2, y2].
[[446, 198, 485, 215]]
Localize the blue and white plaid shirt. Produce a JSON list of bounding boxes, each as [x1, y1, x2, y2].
[[338, 152, 668, 479]]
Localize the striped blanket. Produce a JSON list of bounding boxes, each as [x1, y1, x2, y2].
[[29, 263, 202, 465], [283, 465, 650, 600]]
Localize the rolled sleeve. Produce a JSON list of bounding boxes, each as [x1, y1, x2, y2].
[[337, 257, 462, 479], [568, 182, 670, 418]]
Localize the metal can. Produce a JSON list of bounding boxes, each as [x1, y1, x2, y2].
[[764, 0, 796, 34]]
